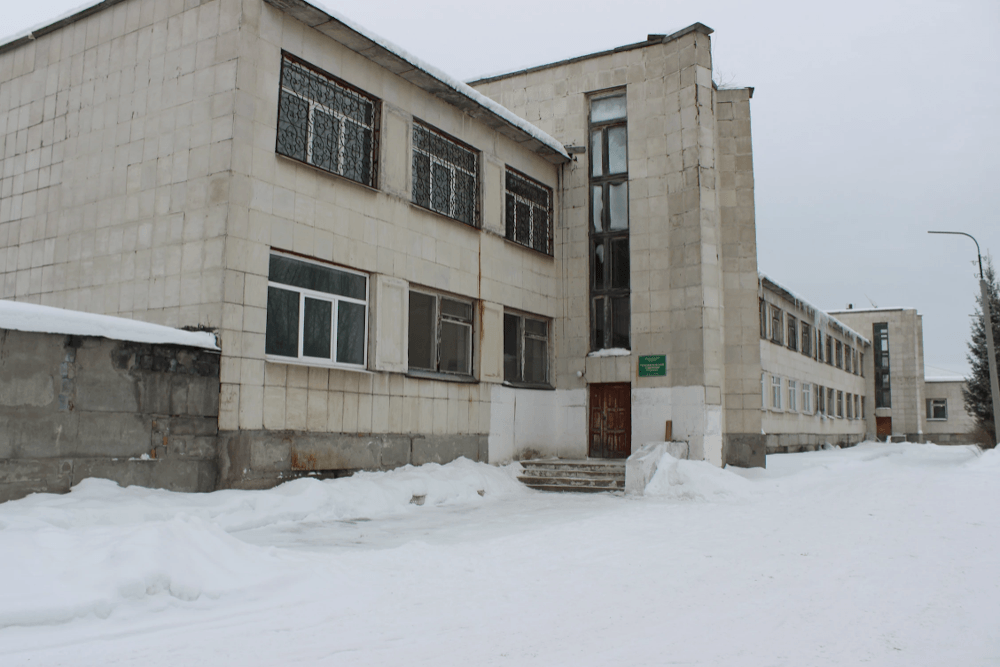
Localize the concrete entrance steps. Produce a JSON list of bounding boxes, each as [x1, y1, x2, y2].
[[517, 459, 626, 493]]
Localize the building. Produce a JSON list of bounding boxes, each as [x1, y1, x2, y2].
[[923, 377, 977, 445], [0, 0, 767, 494], [830, 308, 926, 442], [758, 274, 869, 452]]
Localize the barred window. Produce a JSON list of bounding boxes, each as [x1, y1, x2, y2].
[[504, 312, 549, 386], [276, 55, 378, 187], [505, 169, 552, 254], [265, 253, 368, 368], [412, 122, 479, 226]]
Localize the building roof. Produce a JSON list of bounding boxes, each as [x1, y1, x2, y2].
[[759, 272, 871, 346], [0, 0, 571, 164], [827, 307, 918, 314], [0, 300, 219, 350], [467, 23, 715, 86]]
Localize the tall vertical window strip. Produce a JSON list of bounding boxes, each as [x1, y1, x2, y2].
[[873, 322, 891, 408], [276, 55, 378, 187], [412, 122, 479, 226], [505, 169, 553, 254], [589, 93, 630, 350]]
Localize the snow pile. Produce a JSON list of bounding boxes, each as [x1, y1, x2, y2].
[[0, 300, 218, 350], [644, 452, 754, 501]]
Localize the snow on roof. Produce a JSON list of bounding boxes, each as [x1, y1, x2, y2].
[[0, 0, 570, 162], [758, 271, 870, 345], [0, 301, 219, 351], [925, 376, 967, 383], [827, 307, 916, 314]]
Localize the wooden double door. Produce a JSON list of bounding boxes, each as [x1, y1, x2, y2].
[[588, 383, 632, 459]]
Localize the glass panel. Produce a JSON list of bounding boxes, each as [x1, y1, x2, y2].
[[524, 319, 546, 337], [439, 321, 470, 375], [412, 152, 430, 208], [302, 297, 332, 359], [341, 120, 372, 185], [607, 126, 627, 174], [265, 286, 300, 357], [503, 314, 520, 382], [611, 297, 630, 349], [524, 336, 547, 384], [592, 185, 603, 231], [515, 201, 531, 247], [269, 255, 366, 300], [504, 193, 515, 241], [336, 301, 365, 365], [532, 206, 548, 253], [276, 91, 308, 162], [593, 297, 605, 349], [591, 130, 603, 177], [311, 108, 340, 173], [591, 95, 627, 122], [609, 182, 628, 230], [593, 240, 605, 290], [408, 292, 436, 370], [441, 298, 472, 321], [610, 238, 629, 289], [454, 169, 476, 225], [431, 162, 452, 214]]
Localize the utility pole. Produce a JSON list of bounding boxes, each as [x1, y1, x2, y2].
[[928, 231, 1000, 446]]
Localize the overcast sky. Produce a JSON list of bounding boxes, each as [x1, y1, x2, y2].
[[3, 0, 998, 377]]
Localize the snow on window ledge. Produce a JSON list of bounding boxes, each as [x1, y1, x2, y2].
[[587, 348, 631, 358]]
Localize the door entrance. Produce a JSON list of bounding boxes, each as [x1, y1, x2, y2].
[[876, 416, 892, 441], [588, 383, 631, 459]]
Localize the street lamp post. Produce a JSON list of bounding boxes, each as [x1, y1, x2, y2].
[[928, 231, 1000, 447]]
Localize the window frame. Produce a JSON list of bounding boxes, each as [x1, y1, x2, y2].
[[503, 310, 551, 388], [407, 288, 476, 380], [504, 167, 554, 256], [411, 120, 480, 227], [771, 375, 782, 410], [802, 382, 812, 414], [787, 316, 798, 352], [264, 251, 370, 371], [788, 379, 798, 412], [801, 322, 812, 357], [926, 398, 948, 421], [276, 53, 380, 188], [837, 390, 844, 418]]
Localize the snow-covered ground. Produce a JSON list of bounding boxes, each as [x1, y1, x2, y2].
[[1, 443, 997, 666]]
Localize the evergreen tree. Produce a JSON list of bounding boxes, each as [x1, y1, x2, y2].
[[963, 254, 1000, 447]]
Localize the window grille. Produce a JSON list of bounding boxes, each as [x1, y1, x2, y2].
[[505, 169, 553, 255], [276, 55, 378, 187], [265, 253, 368, 368], [412, 122, 479, 226], [873, 323, 891, 408], [770, 306, 783, 345], [801, 322, 811, 357]]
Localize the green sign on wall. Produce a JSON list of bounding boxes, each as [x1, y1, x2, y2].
[[638, 355, 667, 377]]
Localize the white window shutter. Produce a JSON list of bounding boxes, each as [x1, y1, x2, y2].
[[372, 275, 408, 372]]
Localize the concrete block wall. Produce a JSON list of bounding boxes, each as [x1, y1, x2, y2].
[[0, 328, 220, 502], [716, 87, 763, 466], [0, 0, 241, 330], [923, 379, 976, 444]]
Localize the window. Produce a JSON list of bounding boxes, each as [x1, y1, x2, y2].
[[265, 253, 368, 368], [761, 373, 767, 409], [802, 383, 812, 414], [787, 317, 798, 351], [771, 375, 782, 410], [825, 335, 833, 365], [852, 349, 859, 375], [873, 323, 891, 408], [859, 352, 864, 377], [837, 390, 844, 418], [505, 168, 553, 255], [770, 306, 783, 345], [846, 393, 853, 419], [854, 394, 860, 419], [817, 385, 825, 415], [801, 322, 812, 357], [759, 299, 768, 339], [590, 92, 630, 350], [861, 395, 866, 419], [276, 55, 378, 187], [817, 331, 823, 362], [504, 312, 549, 386], [412, 122, 479, 226], [827, 388, 835, 416], [926, 398, 948, 420], [835, 340, 843, 368], [845, 345, 852, 373], [788, 380, 798, 412], [408, 290, 474, 376]]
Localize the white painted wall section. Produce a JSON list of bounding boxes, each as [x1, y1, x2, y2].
[[488, 386, 587, 462]]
